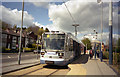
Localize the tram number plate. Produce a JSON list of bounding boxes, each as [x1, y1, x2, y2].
[[45, 61, 54, 64]]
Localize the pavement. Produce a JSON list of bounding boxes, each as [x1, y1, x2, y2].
[[1, 57, 40, 75], [67, 54, 118, 76]]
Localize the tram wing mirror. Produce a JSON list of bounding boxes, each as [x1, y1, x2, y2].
[[45, 50, 47, 53]]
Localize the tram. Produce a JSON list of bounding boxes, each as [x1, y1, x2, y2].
[[40, 31, 85, 66]]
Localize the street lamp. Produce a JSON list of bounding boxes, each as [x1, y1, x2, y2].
[[109, 1, 113, 65], [97, 0, 103, 62], [72, 24, 79, 37], [18, 0, 24, 65]]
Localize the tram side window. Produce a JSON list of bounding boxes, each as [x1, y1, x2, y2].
[[73, 40, 76, 51], [65, 36, 68, 51], [69, 38, 73, 51]]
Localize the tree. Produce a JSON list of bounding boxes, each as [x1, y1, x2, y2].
[[81, 38, 92, 50], [13, 24, 17, 30], [22, 27, 27, 30], [2, 21, 12, 30], [26, 26, 32, 32], [38, 27, 44, 39], [26, 26, 49, 40], [45, 28, 49, 32], [105, 38, 118, 52], [117, 38, 120, 52]]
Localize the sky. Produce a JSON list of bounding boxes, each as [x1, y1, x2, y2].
[[0, 0, 120, 44]]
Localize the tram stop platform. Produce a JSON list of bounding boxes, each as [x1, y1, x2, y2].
[[66, 54, 118, 76]]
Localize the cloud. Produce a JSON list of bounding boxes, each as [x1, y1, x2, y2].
[[33, 22, 59, 31], [0, 5, 34, 27], [81, 32, 119, 44], [48, 0, 119, 40], [30, 2, 49, 8], [27, 0, 49, 8]]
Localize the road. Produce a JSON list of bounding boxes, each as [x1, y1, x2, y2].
[[1, 52, 40, 74], [2, 52, 40, 63]]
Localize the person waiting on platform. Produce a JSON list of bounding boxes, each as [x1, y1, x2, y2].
[[89, 50, 93, 59]]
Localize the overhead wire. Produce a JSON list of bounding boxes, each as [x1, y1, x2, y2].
[[62, 0, 76, 24]]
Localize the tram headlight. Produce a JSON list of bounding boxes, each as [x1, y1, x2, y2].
[[41, 52, 45, 55], [58, 53, 64, 56]]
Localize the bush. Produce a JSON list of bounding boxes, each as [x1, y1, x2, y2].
[[26, 44, 33, 48], [32, 44, 41, 50], [11, 49, 19, 53], [103, 51, 109, 59], [2, 47, 11, 53], [2, 47, 6, 53], [113, 53, 120, 65], [23, 47, 36, 52], [32, 44, 37, 49]]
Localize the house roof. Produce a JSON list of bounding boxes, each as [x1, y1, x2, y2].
[[2, 29, 37, 40]]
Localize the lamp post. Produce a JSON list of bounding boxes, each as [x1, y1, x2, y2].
[[18, 0, 24, 65], [109, 1, 113, 65], [93, 30, 98, 59], [72, 24, 79, 37], [97, 0, 103, 62]]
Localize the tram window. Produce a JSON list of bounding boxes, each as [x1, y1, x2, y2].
[[69, 38, 73, 51], [70, 39, 73, 51]]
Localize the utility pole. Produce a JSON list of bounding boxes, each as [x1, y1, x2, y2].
[[109, 1, 113, 65], [72, 24, 79, 37], [18, 0, 24, 65]]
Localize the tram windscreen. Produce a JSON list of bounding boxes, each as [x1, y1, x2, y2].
[[43, 34, 65, 51]]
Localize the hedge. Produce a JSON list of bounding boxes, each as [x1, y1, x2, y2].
[[113, 53, 120, 65], [103, 51, 109, 59], [103, 51, 120, 65], [23, 47, 36, 52], [32, 44, 41, 49], [2, 47, 11, 53]]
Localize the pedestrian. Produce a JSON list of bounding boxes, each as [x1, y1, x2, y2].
[[97, 51, 99, 58], [89, 50, 93, 59]]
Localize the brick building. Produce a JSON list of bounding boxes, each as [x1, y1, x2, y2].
[[2, 29, 37, 50]]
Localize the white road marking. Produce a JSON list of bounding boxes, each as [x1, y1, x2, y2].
[[8, 56, 11, 58]]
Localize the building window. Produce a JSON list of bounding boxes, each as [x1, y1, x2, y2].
[[2, 34, 7, 47], [8, 35, 10, 39], [12, 36, 17, 49], [2, 42, 6, 48]]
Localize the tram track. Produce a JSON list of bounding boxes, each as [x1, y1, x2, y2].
[[19, 67, 44, 77], [4, 64, 46, 76], [46, 69, 60, 77], [3, 64, 70, 76], [3, 55, 86, 76]]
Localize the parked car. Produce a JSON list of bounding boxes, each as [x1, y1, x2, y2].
[[33, 50, 41, 54]]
